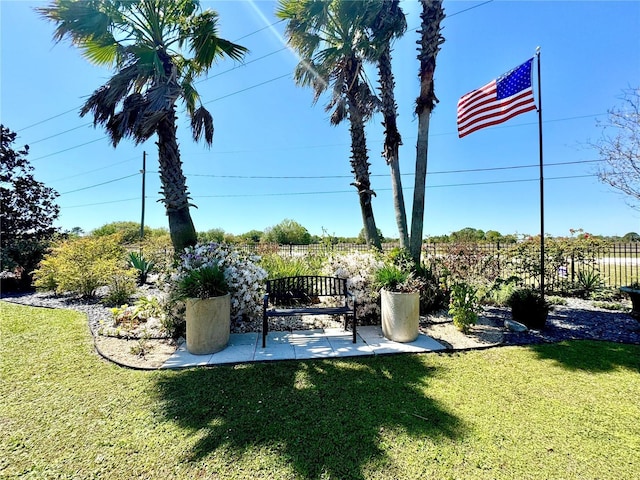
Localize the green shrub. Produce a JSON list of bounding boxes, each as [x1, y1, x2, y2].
[[104, 271, 138, 306], [507, 288, 550, 329], [140, 235, 173, 275], [34, 235, 127, 298], [448, 282, 480, 334], [386, 247, 414, 272], [480, 276, 521, 306], [373, 264, 410, 292], [576, 269, 602, 297], [128, 251, 155, 285], [175, 264, 229, 299], [592, 301, 628, 311], [546, 295, 567, 306], [108, 296, 165, 331], [589, 287, 623, 302], [92, 221, 149, 243], [259, 253, 319, 279]]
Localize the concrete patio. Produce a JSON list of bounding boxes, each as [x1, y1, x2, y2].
[[161, 325, 447, 368]]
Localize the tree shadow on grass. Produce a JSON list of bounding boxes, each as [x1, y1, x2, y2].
[[154, 355, 463, 479], [529, 340, 640, 373]]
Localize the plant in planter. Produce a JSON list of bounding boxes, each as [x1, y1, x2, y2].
[[619, 281, 640, 319], [175, 263, 231, 355], [506, 288, 551, 330], [373, 264, 421, 343], [448, 282, 480, 334]]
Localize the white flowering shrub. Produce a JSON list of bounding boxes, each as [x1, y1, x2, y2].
[[321, 250, 384, 321], [175, 242, 267, 323]]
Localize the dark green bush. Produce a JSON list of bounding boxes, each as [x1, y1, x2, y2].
[[506, 288, 550, 329]]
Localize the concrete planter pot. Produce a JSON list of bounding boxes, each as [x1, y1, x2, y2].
[[380, 289, 420, 343], [620, 287, 640, 320], [186, 294, 231, 355]]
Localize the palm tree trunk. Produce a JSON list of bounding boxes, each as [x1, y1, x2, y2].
[[411, 110, 431, 260], [156, 112, 198, 252], [347, 89, 382, 250], [410, 0, 445, 264], [378, 46, 409, 250]]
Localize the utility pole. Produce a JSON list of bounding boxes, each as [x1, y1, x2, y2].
[[140, 151, 146, 243]]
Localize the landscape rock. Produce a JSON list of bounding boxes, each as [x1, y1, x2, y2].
[[504, 319, 528, 332]]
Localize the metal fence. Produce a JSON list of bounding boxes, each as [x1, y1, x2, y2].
[[423, 242, 640, 290], [236, 241, 640, 289], [235, 242, 400, 256]]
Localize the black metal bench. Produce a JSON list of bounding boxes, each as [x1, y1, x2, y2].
[[262, 275, 357, 348]]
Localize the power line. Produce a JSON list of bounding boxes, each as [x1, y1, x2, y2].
[[202, 73, 291, 105], [55, 157, 600, 205], [195, 47, 288, 85], [31, 137, 108, 162], [49, 156, 140, 182], [28, 123, 93, 145], [60, 173, 139, 195], [59, 172, 597, 208], [177, 113, 606, 156], [175, 159, 603, 180], [17, 106, 81, 132], [191, 173, 595, 197], [62, 197, 139, 209], [234, 18, 284, 40], [447, 0, 495, 18]]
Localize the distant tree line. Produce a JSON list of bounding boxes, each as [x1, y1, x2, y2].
[[77, 221, 640, 246]]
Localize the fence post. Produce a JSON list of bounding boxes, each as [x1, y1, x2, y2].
[[570, 252, 575, 285]]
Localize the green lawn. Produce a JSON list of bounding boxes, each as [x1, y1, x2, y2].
[[1, 301, 639, 479]]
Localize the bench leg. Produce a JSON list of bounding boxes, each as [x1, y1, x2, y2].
[[262, 312, 267, 348], [352, 303, 357, 343], [345, 312, 356, 343], [352, 314, 356, 343]]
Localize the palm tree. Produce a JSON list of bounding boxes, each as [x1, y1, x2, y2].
[[410, 0, 445, 264], [277, 0, 382, 249], [38, 0, 247, 252], [369, 0, 408, 250]]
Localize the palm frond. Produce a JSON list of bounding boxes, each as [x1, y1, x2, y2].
[[328, 100, 347, 126], [81, 86, 115, 127], [79, 34, 121, 66], [37, 1, 111, 44], [180, 67, 199, 115], [185, 10, 248, 68], [191, 106, 214, 144], [145, 82, 181, 114]]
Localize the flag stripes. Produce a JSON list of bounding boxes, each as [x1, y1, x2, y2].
[[457, 58, 537, 138]]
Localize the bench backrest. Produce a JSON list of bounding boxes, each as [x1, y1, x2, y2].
[[267, 276, 348, 305]]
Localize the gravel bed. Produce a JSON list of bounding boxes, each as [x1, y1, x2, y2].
[[3, 291, 639, 347], [498, 298, 640, 346]]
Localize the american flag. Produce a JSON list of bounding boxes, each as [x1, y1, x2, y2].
[[457, 58, 537, 138]]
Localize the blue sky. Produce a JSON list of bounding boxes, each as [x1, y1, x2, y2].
[[1, 0, 639, 239]]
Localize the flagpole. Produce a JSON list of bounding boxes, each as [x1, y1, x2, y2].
[[536, 46, 545, 298]]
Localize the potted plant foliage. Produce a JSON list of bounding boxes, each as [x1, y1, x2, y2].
[[374, 264, 420, 342], [619, 282, 640, 319], [506, 287, 550, 330], [175, 263, 231, 355]]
